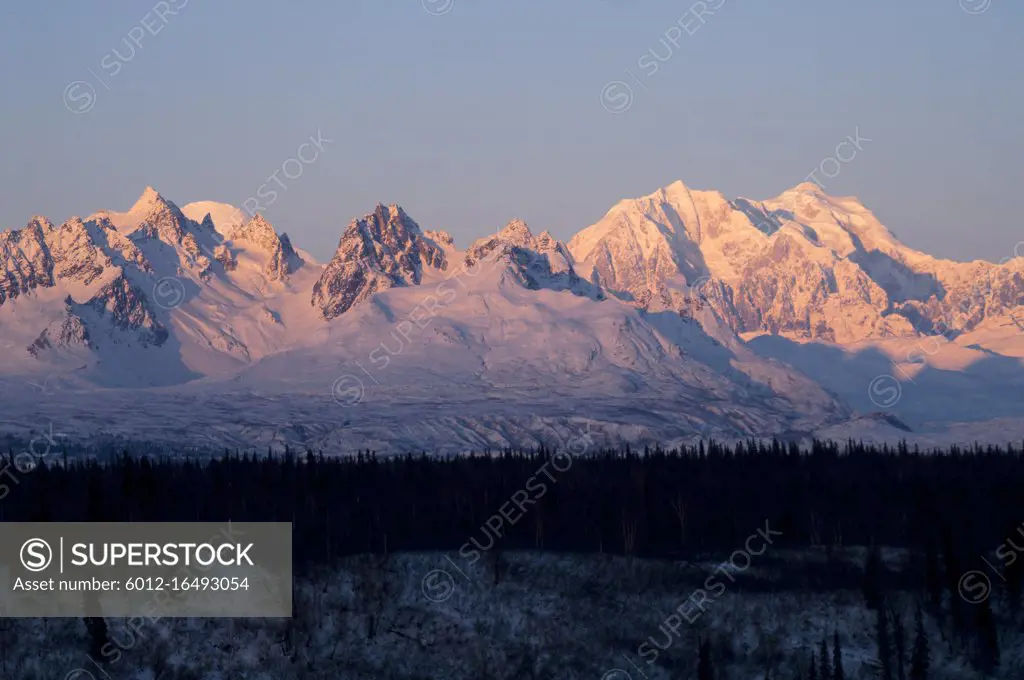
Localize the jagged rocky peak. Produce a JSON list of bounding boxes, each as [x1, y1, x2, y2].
[[88, 220, 153, 274], [534, 230, 575, 267], [360, 204, 447, 270], [232, 213, 278, 246], [424, 229, 455, 249], [497, 218, 534, 245], [310, 204, 448, 320], [133, 186, 194, 222], [266, 231, 302, 281], [23, 215, 55, 235], [2, 217, 50, 253], [466, 219, 537, 263], [535, 230, 557, 247], [463, 218, 601, 299], [343, 203, 448, 276], [467, 219, 574, 269], [133, 185, 166, 209], [90, 215, 118, 231], [1, 212, 155, 307], [47, 217, 107, 285], [125, 186, 192, 244], [230, 214, 303, 281], [1, 219, 56, 305]]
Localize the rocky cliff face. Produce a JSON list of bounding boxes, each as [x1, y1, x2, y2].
[[1, 217, 56, 304], [1, 213, 159, 305], [20, 273, 167, 358], [311, 204, 448, 320], [79, 272, 168, 346]]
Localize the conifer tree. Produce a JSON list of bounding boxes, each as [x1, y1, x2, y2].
[[818, 638, 830, 680], [84, 616, 109, 663], [941, 528, 965, 633], [892, 607, 906, 680], [924, 538, 942, 610], [910, 606, 929, 680], [1004, 544, 1023, 613], [877, 605, 893, 680], [864, 545, 884, 610], [974, 597, 1000, 675], [832, 630, 845, 680], [698, 638, 714, 680]]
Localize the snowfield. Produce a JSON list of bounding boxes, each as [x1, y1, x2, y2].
[[0, 182, 1022, 451]]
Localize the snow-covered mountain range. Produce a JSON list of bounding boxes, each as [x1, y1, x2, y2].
[[569, 181, 1024, 344], [1, 182, 1021, 451]]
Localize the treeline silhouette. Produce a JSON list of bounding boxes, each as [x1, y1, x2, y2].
[[3, 438, 1023, 569]]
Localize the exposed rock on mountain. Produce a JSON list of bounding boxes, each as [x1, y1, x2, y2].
[[425, 229, 455, 249], [1, 183, 1021, 448], [26, 300, 92, 357], [102, 186, 192, 245], [214, 244, 238, 272], [311, 204, 447, 320], [465, 219, 601, 299], [57, 309, 91, 347], [569, 180, 1022, 343], [78, 272, 168, 346], [1, 217, 56, 304], [1, 213, 156, 306], [1, 188, 316, 376], [229, 215, 303, 281]]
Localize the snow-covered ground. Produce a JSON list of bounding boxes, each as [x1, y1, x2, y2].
[[0, 550, 1016, 679], [747, 318, 1024, 444]]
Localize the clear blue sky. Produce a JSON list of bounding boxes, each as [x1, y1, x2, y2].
[[0, 0, 1020, 262]]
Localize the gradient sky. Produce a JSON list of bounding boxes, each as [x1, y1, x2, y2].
[[1, 0, 1020, 262]]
